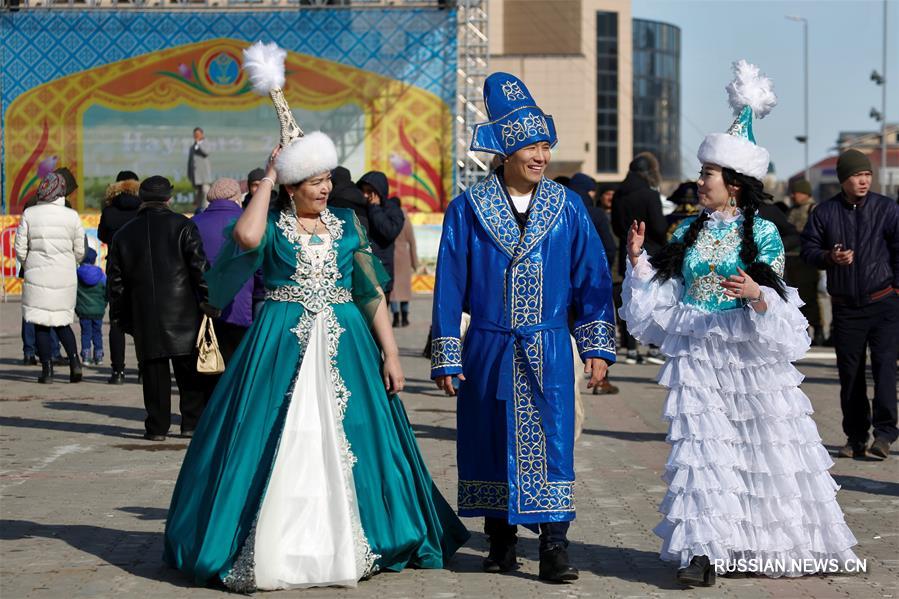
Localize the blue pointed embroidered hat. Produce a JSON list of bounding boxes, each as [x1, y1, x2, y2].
[[697, 60, 777, 181], [470, 72, 557, 157]]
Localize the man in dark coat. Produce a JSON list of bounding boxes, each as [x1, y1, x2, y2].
[[785, 179, 823, 344], [757, 199, 800, 254], [801, 150, 899, 460], [328, 166, 369, 230], [610, 153, 667, 364], [568, 173, 616, 269], [106, 176, 211, 441], [566, 173, 619, 395], [98, 170, 142, 383], [357, 171, 405, 295]]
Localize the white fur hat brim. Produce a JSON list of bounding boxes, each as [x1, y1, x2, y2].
[[697, 133, 769, 181], [275, 131, 339, 185]]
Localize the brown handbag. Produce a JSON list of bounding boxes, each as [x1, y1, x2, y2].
[[196, 315, 225, 374]]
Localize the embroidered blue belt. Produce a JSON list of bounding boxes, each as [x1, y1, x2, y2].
[[469, 315, 567, 437]]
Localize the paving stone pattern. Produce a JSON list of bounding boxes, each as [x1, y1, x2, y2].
[[1, 297, 897, 598]]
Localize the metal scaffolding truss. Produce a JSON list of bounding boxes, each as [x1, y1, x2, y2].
[[455, 0, 488, 192]]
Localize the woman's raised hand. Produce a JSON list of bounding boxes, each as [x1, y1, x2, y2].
[[265, 145, 282, 180], [627, 220, 646, 265]]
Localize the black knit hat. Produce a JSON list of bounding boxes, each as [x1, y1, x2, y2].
[[139, 175, 173, 202], [789, 178, 812, 195], [836, 150, 872, 183], [116, 170, 139, 182]]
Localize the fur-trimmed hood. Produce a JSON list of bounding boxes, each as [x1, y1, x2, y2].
[[105, 180, 141, 205]]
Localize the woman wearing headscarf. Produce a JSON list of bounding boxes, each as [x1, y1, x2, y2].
[[621, 61, 857, 586], [15, 173, 86, 383]]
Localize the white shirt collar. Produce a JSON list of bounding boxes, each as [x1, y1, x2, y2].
[[703, 208, 743, 229]]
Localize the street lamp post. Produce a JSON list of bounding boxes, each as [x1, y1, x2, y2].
[[870, 1, 889, 194], [786, 15, 809, 181], [880, 0, 887, 195]]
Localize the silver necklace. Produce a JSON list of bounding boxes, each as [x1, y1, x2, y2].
[[296, 215, 325, 246]]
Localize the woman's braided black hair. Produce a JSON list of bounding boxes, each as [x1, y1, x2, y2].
[[648, 167, 787, 299]]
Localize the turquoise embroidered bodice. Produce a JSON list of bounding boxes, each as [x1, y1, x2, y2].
[[673, 212, 785, 313]]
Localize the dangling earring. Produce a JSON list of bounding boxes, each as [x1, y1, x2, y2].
[[728, 196, 737, 208]]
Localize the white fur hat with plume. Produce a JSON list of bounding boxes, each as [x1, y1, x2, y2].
[[242, 41, 338, 185]]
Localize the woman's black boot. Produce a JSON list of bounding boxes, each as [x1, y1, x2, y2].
[[38, 362, 54, 384], [392, 312, 400, 328], [69, 356, 83, 383], [677, 555, 716, 587]]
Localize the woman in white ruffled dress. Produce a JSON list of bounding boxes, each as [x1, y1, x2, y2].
[[619, 61, 858, 587]]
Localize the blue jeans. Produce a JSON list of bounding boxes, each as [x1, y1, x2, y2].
[[22, 319, 61, 358], [79, 318, 104, 361]]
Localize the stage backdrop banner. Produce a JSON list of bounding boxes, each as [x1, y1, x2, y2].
[[0, 9, 456, 216]]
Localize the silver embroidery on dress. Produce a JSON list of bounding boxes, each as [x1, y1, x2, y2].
[[274, 208, 347, 314]]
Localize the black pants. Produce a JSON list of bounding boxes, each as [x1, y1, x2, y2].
[[612, 282, 638, 351], [109, 320, 128, 371], [34, 324, 77, 365], [832, 294, 899, 445], [141, 355, 208, 436], [485, 517, 570, 551], [786, 257, 821, 329]]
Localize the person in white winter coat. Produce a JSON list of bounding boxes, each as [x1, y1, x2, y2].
[[15, 172, 86, 384]]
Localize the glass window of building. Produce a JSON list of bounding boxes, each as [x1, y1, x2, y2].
[[596, 11, 618, 173], [632, 18, 681, 179]]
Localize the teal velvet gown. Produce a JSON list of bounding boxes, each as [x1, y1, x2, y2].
[[163, 206, 469, 591]]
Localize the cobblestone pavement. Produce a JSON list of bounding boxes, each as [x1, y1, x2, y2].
[[1, 296, 897, 599]]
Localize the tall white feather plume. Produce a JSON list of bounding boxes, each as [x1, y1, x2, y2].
[[242, 41, 286, 94], [726, 59, 777, 119]]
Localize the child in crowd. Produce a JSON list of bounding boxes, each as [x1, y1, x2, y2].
[[76, 247, 107, 365]]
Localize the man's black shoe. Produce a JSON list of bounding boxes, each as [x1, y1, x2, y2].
[[143, 432, 166, 442], [538, 545, 578, 582], [23, 355, 37, 366], [180, 429, 195, 439], [107, 370, 125, 385], [482, 542, 517, 573]]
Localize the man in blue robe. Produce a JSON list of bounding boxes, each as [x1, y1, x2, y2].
[[431, 73, 616, 582]]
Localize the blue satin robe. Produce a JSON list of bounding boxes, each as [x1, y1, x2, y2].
[[430, 173, 616, 525]]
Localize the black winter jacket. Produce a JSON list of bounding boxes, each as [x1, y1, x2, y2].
[[328, 166, 369, 230], [98, 181, 141, 245], [357, 171, 405, 294], [610, 171, 667, 276], [800, 191, 899, 306], [106, 203, 210, 360]]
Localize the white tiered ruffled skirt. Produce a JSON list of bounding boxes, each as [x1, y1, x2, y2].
[[620, 254, 858, 577]]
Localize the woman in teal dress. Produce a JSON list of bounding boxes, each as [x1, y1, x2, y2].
[[163, 133, 469, 591]]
